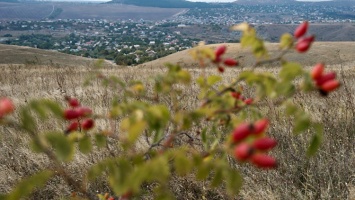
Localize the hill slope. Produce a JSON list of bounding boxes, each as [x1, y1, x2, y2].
[[140, 42, 355, 68], [0, 44, 115, 67], [109, 0, 219, 8]]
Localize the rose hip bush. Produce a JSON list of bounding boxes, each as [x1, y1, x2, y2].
[[0, 22, 340, 199]]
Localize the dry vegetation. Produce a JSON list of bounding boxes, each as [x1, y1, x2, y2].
[[0, 44, 116, 67], [1, 43, 355, 199], [0, 2, 184, 21], [256, 24, 355, 41]]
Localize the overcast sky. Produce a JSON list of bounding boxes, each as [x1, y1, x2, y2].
[[63, 0, 335, 3], [187, 0, 332, 1]]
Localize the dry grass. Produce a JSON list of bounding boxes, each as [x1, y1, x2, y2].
[[0, 44, 116, 67], [1, 43, 355, 199], [0, 2, 184, 21]]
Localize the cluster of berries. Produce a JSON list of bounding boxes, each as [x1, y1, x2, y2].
[[231, 91, 253, 106], [63, 97, 94, 134], [311, 63, 340, 95], [231, 119, 277, 169], [0, 97, 15, 119], [213, 45, 239, 73], [294, 21, 315, 53]]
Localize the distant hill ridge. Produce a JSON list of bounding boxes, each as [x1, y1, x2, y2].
[[0, 0, 18, 2], [109, 0, 223, 8]]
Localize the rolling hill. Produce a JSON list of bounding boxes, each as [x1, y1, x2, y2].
[[139, 42, 355, 69], [109, 0, 220, 8], [0, 2, 184, 20], [0, 44, 116, 67], [1, 42, 355, 69]]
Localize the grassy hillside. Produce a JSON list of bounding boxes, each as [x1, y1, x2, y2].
[[0, 44, 116, 67], [141, 42, 355, 68], [256, 24, 355, 42], [0, 2, 184, 20], [1, 42, 355, 199], [110, 0, 219, 8]]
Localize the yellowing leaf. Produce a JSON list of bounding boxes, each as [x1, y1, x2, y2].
[[6, 170, 53, 200], [79, 136, 92, 154], [207, 75, 222, 86], [280, 33, 294, 49], [230, 22, 250, 32], [226, 169, 243, 196], [127, 120, 147, 143], [280, 62, 303, 81], [46, 132, 75, 162], [131, 83, 144, 93]]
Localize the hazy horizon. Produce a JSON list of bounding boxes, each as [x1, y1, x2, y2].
[[37, 0, 338, 2]]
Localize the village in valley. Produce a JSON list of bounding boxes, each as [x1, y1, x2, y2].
[[1, 1, 355, 65]]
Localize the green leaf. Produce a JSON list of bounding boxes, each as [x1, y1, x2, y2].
[[146, 105, 170, 135], [252, 40, 267, 58], [20, 108, 37, 133], [6, 170, 53, 200], [79, 135, 92, 154], [127, 120, 147, 144], [30, 101, 47, 119], [284, 101, 298, 116], [174, 150, 192, 176], [30, 138, 45, 153], [239, 71, 259, 84], [196, 76, 206, 88], [307, 124, 323, 157], [275, 81, 296, 97], [294, 114, 311, 134], [144, 157, 170, 183], [43, 100, 64, 119], [280, 62, 303, 81], [226, 169, 243, 196], [211, 165, 224, 188], [196, 162, 211, 180], [46, 132, 74, 162], [207, 75, 222, 86], [87, 159, 115, 181], [201, 128, 208, 149], [154, 185, 175, 200], [95, 134, 107, 148], [176, 70, 191, 84], [280, 33, 294, 49]]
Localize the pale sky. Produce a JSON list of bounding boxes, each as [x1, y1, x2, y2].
[[187, 0, 235, 2], [187, 0, 331, 2]]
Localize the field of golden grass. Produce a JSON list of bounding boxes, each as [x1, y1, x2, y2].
[[1, 43, 355, 199]]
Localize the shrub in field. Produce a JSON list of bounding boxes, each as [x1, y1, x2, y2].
[[0, 22, 341, 199]]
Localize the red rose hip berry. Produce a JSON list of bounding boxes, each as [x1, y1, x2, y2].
[[251, 154, 277, 169], [320, 80, 340, 92], [234, 143, 254, 161], [253, 137, 277, 151], [294, 21, 309, 39], [64, 109, 80, 120], [316, 72, 336, 86], [253, 119, 269, 135], [215, 45, 227, 58], [232, 122, 254, 143], [82, 118, 94, 130], [75, 107, 93, 117], [68, 98, 80, 107], [65, 121, 79, 134], [244, 98, 253, 105], [0, 98, 15, 117], [223, 58, 238, 67], [217, 66, 225, 73], [311, 63, 324, 80]]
